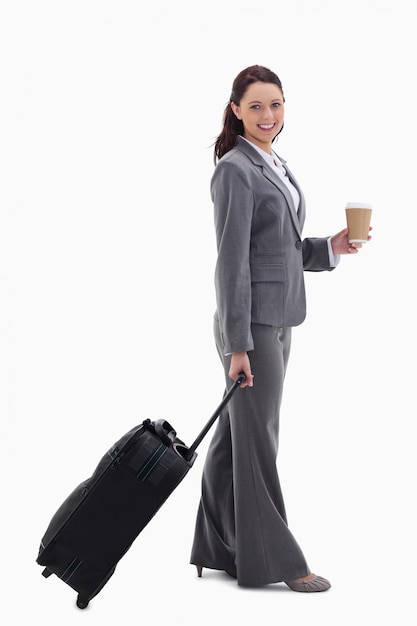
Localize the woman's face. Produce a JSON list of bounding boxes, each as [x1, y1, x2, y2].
[[231, 81, 284, 152]]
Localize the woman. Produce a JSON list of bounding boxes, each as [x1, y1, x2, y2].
[[190, 65, 368, 592]]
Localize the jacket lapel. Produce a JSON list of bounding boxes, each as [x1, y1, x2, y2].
[[236, 137, 304, 237], [274, 157, 306, 231]]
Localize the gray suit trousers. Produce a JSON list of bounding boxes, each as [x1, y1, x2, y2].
[[190, 319, 310, 586]]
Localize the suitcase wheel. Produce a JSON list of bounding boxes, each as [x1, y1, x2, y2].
[[76, 595, 89, 609]]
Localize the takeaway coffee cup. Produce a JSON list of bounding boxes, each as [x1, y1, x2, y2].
[[345, 202, 372, 243]]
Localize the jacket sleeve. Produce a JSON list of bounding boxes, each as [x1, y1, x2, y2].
[[211, 160, 255, 354], [302, 237, 335, 272]]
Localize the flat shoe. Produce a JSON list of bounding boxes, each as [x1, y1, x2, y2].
[[285, 574, 331, 592]]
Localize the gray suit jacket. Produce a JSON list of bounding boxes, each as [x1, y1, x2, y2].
[[212, 136, 334, 354]]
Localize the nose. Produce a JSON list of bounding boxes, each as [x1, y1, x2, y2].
[[262, 107, 274, 121]]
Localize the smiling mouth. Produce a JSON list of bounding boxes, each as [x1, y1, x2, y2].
[[258, 123, 275, 131]]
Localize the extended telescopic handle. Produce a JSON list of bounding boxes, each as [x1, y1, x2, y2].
[[186, 372, 246, 458]]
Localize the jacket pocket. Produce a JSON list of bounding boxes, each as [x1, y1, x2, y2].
[[250, 262, 287, 283]]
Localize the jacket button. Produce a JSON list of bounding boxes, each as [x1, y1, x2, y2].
[[295, 240, 302, 250]]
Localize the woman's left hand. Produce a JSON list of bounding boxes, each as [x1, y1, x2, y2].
[[331, 227, 372, 255]]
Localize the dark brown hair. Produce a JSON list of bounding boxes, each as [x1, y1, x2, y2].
[[213, 65, 284, 163]]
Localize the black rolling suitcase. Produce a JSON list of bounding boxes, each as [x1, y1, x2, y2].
[[36, 374, 244, 609]]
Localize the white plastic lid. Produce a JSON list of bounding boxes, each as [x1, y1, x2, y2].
[[346, 202, 372, 209]]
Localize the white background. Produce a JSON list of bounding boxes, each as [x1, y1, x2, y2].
[[1, 0, 416, 623]]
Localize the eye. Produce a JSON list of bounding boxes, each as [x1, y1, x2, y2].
[[272, 102, 282, 108], [250, 104, 261, 110]]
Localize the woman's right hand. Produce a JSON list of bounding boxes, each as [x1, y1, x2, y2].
[[229, 352, 254, 388]]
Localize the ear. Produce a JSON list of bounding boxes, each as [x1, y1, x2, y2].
[[231, 102, 241, 120]]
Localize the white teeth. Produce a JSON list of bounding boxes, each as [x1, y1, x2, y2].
[[259, 124, 274, 129]]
